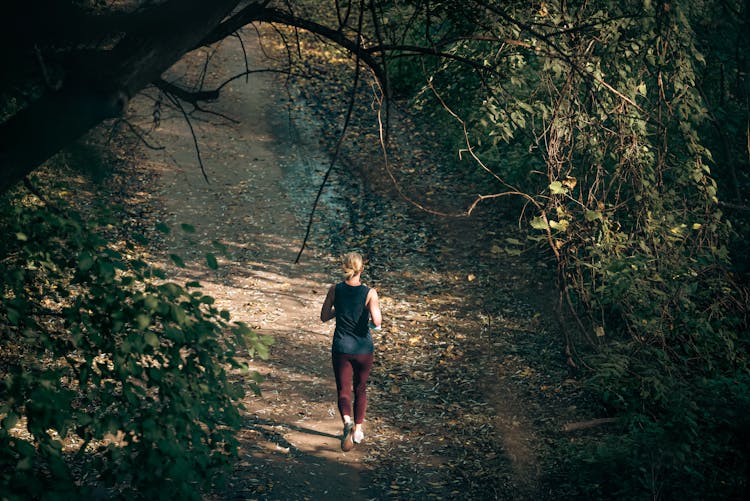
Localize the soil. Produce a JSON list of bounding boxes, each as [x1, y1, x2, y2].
[[127, 31, 590, 500]]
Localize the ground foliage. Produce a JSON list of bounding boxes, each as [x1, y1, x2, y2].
[[0, 140, 272, 498]]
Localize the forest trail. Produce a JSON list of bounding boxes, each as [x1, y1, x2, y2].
[[131, 32, 578, 500]]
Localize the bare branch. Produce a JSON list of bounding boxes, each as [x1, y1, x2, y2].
[[162, 91, 210, 184], [295, 0, 366, 264], [110, 118, 166, 151], [190, 105, 240, 125], [203, 5, 387, 87], [213, 68, 302, 93], [233, 31, 251, 83], [0, 0, 242, 195], [153, 79, 220, 103], [426, 77, 532, 202]]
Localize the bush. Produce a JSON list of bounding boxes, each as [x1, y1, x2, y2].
[[0, 187, 271, 498]]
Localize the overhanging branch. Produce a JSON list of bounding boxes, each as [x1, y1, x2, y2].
[[153, 79, 220, 103], [0, 0, 242, 195], [202, 6, 387, 87]]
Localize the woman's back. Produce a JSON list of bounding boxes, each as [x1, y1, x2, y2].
[[332, 282, 373, 354]]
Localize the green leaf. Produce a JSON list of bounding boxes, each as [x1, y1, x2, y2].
[[3, 412, 19, 429], [171, 305, 187, 326], [6, 307, 21, 325], [143, 295, 159, 311], [180, 223, 196, 233], [170, 254, 186, 268], [78, 252, 94, 272], [155, 222, 171, 234], [585, 210, 603, 222], [211, 240, 229, 254], [530, 216, 549, 230], [132, 233, 149, 245], [15, 232, 28, 241], [97, 260, 115, 280], [17, 456, 33, 471], [549, 181, 568, 195], [135, 314, 151, 330], [251, 343, 270, 360], [144, 331, 159, 348], [206, 253, 218, 270], [261, 334, 275, 346]]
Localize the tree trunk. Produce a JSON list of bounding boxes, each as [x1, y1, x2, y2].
[[0, 0, 244, 195]]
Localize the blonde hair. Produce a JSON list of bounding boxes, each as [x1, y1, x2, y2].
[[341, 252, 364, 280]]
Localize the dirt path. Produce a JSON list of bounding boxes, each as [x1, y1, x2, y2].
[[130, 31, 579, 500], [132, 34, 379, 499]]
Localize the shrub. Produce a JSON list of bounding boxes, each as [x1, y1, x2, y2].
[[0, 188, 271, 498]]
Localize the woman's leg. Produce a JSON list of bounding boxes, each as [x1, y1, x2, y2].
[[351, 353, 374, 425], [332, 352, 354, 422]]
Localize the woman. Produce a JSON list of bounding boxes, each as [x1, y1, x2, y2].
[[320, 252, 382, 451]]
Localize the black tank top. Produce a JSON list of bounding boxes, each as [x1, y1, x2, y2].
[[332, 282, 374, 354]]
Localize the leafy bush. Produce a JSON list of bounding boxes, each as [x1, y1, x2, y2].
[[0, 187, 271, 498]]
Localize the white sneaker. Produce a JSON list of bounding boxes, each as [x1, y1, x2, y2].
[[353, 429, 364, 444]]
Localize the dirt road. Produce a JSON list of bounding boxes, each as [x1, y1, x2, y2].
[[132, 31, 576, 500]]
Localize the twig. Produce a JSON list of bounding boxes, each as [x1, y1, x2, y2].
[[233, 31, 251, 83], [189, 104, 240, 124], [368, 59, 467, 218], [163, 91, 210, 184], [214, 68, 302, 93], [466, 192, 526, 215], [153, 78, 220, 103], [114, 119, 166, 150], [197, 45, 219, 91], [368, 0, 390, 144], [250, 23, 274, 61]]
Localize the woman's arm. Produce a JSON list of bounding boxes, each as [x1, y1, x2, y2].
[[366, 288, 382, 328], [320, 285, 336, 322]]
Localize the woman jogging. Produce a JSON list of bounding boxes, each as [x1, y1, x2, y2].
[[320, 252, 382, 451]]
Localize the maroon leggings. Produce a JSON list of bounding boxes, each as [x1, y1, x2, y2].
[[332, 352, 374, 425]]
